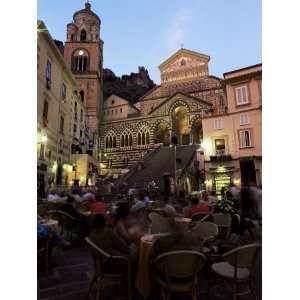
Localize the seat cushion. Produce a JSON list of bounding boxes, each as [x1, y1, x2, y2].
[[211, 262, 250, 280]]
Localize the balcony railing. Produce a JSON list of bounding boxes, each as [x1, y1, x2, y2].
[[210, 153, 232, 162]]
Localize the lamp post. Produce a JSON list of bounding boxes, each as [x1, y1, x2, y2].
[[171, 136, 178, 199], [72, 163, 78, 185]]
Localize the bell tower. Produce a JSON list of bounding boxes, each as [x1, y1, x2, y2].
[[64, 1, 104, 154]]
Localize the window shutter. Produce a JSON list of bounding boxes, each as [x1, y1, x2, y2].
[[240, 114, 250, 125], [240, 131, 245, 148]]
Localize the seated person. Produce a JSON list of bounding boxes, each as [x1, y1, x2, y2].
[[47, 190, 60, 202], [184, 195, 210, 218], [89, 214, 131, 257], [60, 196, 81, 219], [60, 196, 90, 237], [217, 214, 261, 253], [150, 221, 202, 259], [114, 202, 141, 246], [131, 193, 147, 212], [89, 195, 108, 214], [162, 196, 179, 217]]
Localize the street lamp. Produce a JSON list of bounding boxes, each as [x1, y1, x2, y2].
[[171, 136, 178, 198]]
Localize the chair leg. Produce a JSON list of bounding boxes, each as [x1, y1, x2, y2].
[[232, 282, 238, 300], [249, 280, 258, 300], [166, 291, 171, 300], [127, 276, 131, 300]]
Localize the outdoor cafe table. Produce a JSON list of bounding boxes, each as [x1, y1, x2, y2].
[[136, 233, 169, 298]]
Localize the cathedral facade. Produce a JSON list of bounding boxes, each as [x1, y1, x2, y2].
[[99, 48, 227, 177]]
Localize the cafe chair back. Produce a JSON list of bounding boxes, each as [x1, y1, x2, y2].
[[152, 250, 206, 300], [210, 243, 261, 300], [85, 237, 131, 300], [191, 212, 211, 222], [149, 212, 172, 234], [192, 222, 219, 243], [47, 210, 77, 241], [213, 213, 232, 227], [37, 204, 50, 217]]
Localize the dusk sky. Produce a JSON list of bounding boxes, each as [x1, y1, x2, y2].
[[38, 0, 261, 84]]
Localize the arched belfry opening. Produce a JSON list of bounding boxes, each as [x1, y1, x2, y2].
[[80, 29, 87, 41]]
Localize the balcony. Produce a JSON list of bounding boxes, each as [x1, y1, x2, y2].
[[210, 150, 232, 162]]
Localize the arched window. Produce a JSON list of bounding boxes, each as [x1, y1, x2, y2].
[[120, 130, 133, 148], [80, 90, 84, 102], [105, 132, 117, 149], [71, 34, 74, 41], [73, 49, 89, 72], [146, 132, 150, 144], [137, 126, 150, 146], [80, 30, 87, 41]]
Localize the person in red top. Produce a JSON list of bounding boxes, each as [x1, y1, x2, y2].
[[89, 194, 108, 214], [184, 195, 210, 218], [90, 200, 108, 214]]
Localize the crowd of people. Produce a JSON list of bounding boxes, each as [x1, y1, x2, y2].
[[38, 183, 262, 293]]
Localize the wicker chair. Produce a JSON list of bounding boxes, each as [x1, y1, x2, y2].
[[152, 250, 206, 300], [191, 212, 212, 223], [210, 243, 261, 300], [148, 212, 172, 234], [85, 237, 131, 300], [192, 222, 219, 254], [213, 213, 232, 239], [48, 210, 78, 242], [37, 204, 50, 217]]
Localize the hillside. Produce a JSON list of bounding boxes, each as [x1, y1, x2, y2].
[[103, 67, 156, 104]]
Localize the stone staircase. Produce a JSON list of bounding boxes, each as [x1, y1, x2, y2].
[[116, 145, 199, 191]]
